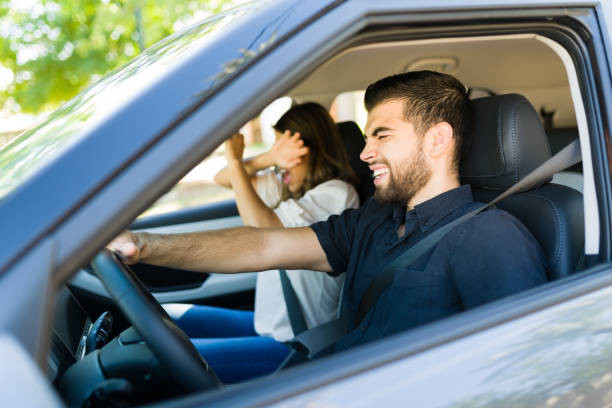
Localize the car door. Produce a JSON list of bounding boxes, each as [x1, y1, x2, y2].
[[145, 1, 612, 407]]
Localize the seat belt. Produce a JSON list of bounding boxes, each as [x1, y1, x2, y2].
[[288, 139, 581, 358], [279, 269, 308, 336], [356, 138, 582, 325]]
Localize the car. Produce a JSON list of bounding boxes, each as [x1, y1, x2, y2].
[[1, 0, 612, 406]]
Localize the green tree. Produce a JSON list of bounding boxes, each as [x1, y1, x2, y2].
[[0, 0, 241, 114]]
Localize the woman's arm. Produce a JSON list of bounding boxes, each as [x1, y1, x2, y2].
[[213, 148, 275, 188], [213, 131, 308, 188], [227, 155, 284, 228], [215, 132, 309, 228], [221, 134, 282, 228]]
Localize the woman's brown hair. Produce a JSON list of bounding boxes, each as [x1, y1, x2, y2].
[[273, 102, 358, 201]]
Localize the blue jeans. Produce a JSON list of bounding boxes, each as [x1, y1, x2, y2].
[[165, 304, 289, 383]]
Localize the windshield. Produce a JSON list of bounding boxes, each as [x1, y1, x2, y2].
[[0, 1, 270, 201]]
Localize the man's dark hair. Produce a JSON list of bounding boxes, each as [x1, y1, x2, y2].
[[364, 70, 474, 172]]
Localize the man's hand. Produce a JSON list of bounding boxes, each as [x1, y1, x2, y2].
[[270, 131, 309, 169], [224, 133, 245, 162], [107, 230, 143, 264]]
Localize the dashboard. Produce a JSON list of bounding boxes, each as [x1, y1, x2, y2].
[[48, 287, 92, 382]]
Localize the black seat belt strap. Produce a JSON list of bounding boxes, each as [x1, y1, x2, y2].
[[355, 205, 484, 325], [279, 269, 308, 336], [355, 139, 582, 326]]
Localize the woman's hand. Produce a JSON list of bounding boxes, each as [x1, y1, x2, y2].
[[224, 133, 245, 162], [270, 131, 309, 169]]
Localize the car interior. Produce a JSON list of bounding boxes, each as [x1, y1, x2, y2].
[[50, 30, 593, 406]]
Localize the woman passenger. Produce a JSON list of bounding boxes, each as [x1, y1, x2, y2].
[[165, 102, 359, 383]]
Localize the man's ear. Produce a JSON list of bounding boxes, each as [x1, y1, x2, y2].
[[427, 122, 454, 158]]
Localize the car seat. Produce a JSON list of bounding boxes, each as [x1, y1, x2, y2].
[[461, 94, 585, 280], [337, 121, 375, 203], [279, 97, 585, 370]]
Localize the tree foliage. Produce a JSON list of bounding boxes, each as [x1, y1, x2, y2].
[[0, 0, 240, 113]]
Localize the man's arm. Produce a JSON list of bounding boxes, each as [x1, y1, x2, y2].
[[108, 226, 332, 274]]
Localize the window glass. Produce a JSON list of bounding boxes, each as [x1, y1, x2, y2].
[[0, 4, 262, 201]]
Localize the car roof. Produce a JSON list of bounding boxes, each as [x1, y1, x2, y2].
[[289, 36, 577, 127]]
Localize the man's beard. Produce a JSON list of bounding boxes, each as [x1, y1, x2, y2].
[[374, 145, 432, 206]]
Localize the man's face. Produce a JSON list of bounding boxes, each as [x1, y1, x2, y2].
[[361, 99, 432, 205]]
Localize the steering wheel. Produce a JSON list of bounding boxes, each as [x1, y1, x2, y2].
[[91, 250, 221, 393]]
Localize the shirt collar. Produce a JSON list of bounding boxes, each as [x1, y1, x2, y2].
[[411, 185, 474, 232]]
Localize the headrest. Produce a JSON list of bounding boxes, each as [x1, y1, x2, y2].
[[337, 121, 375, 203], [460, 94, 552, 190]]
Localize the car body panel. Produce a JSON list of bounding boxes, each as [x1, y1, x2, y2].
[[171, 267, 612, 407], [270, 273, 612, 407], [0, 238, 55, 361], [0, 334, 62, 407]]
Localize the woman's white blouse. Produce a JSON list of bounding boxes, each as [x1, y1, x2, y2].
[[253, 169, 359, 342]]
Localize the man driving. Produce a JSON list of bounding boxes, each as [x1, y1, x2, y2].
[[110, 70, 547, 355]]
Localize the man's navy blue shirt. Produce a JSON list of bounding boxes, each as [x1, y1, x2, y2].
[[310, 185, 547, 352]]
